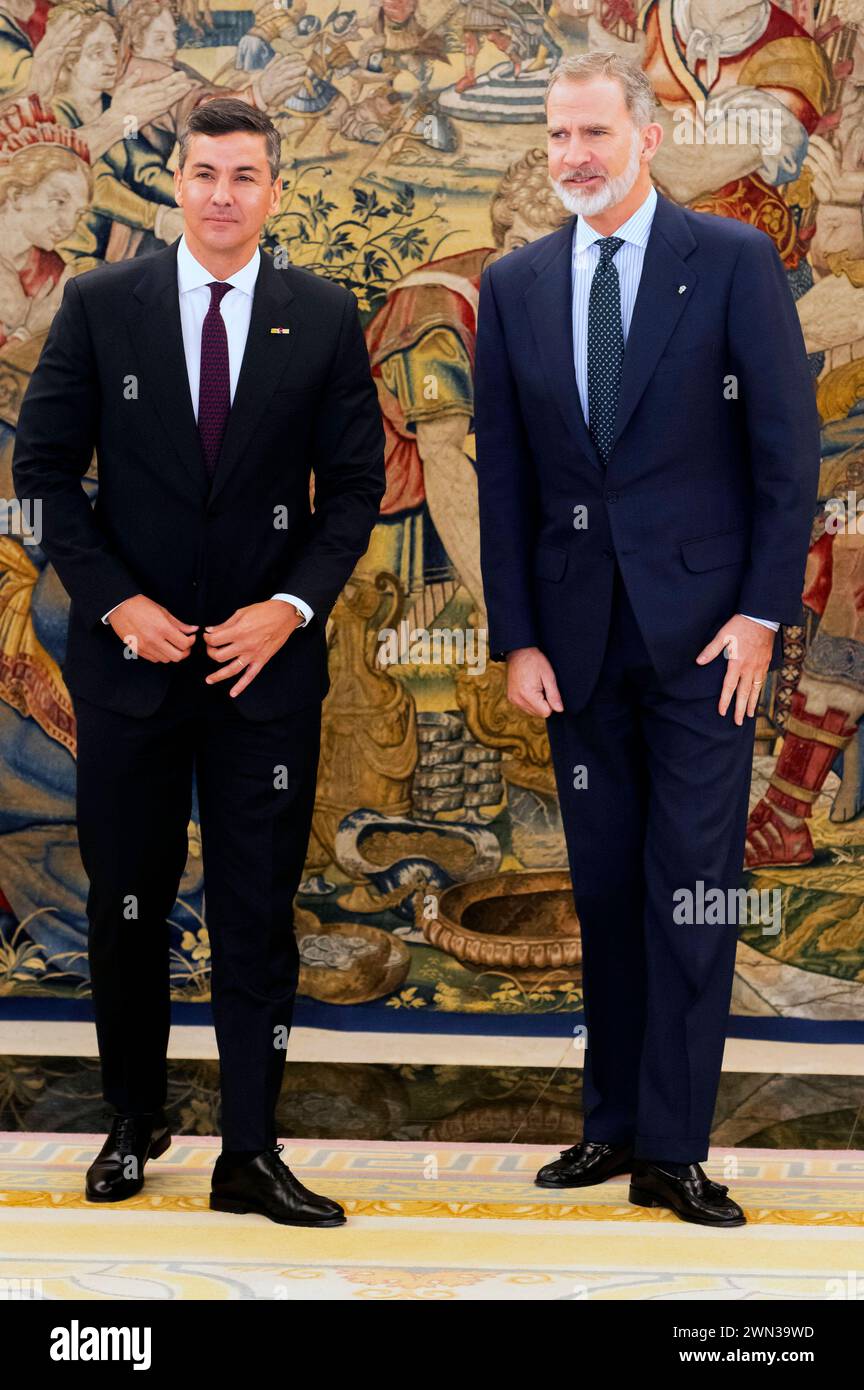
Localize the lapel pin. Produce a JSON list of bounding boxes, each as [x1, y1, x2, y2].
[[270, 326, 291, 334], [678, 285, 687, 294]]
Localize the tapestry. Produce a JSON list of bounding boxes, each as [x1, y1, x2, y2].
[[0, 0, 862, 1029]]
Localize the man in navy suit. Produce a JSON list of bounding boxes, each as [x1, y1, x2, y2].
[[474, 52, 820, 1226]]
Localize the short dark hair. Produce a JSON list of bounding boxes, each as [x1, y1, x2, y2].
[[178, 97, 281, 183]]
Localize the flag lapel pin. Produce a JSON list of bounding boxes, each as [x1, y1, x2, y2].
[[270, 326, 291, 334]]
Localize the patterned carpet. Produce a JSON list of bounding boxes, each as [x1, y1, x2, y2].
[[1, 1135, 862, 1300]]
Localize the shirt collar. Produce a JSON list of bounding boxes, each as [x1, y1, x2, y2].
[[574, 182, 658, 255], [177, 232, 260, 297]]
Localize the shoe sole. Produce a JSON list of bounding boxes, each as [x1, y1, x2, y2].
[[209, 1195, 346, 1225], [628, 1183, 746, 1227], [84, 1130, 172, 1203], [534, 1159, 634, 1189]]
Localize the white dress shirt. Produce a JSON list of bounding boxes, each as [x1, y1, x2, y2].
[[571, 183, 778, 634], [101, 232, 313, 627]]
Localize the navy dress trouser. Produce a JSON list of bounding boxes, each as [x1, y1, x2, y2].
[[545, 563, 756, 1163]]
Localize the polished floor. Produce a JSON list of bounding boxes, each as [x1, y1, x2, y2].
[[0, 1025, 862, 1151]]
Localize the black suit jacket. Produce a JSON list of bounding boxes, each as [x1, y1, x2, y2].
[[12, 237, 386, 720]]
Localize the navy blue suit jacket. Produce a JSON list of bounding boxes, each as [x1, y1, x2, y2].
[[473, 188, 821, 711]]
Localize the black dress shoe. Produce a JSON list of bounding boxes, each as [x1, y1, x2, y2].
[[535, 1140, 635, 1188], [628, 1161, 746, 1226], [210, 1143, 346, 1227], [85, 1112, 171, 1202]]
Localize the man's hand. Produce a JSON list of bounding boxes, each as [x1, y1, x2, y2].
[[505, 646, 564, 718], [696, 615, 775, 724], [203, 600, 302, 697], [108, 595, 198, 662]]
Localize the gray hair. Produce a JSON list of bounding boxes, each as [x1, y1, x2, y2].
[[545, 51, 657, 128]]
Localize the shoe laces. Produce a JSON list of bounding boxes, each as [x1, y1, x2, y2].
[[113, 1116, 139, 1153], [265, 1142, 290, 1172], [263, 1142, 303, 1188]]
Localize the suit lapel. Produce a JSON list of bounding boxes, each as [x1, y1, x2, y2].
[[525, 218, 602, 469], [524, 189, 698, 469], [208, 249, 296, 506], [609, 191, 698, 453], [127, 238, 297, 504], [128, 240, 206, 497]]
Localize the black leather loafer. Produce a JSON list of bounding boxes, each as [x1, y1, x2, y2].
[[210, 1143, 346, 1226], [85, 1112, 171, 1202], [535, 1140, 635, 1188], [628, 1161, 746, 1226]]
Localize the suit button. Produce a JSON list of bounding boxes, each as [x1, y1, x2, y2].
[[602, 548, 613, 558], [192, 580, 198, 588], [605, 492, 618, 503]]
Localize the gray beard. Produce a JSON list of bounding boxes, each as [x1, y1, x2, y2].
[[552, 135, 643, 218]]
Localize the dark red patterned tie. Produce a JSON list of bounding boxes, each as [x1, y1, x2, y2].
[[198, 280, 233, 479]]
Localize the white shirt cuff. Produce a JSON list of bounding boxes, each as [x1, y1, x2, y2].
[[739, 613, 780, 632], [270, 593, 313, 626]]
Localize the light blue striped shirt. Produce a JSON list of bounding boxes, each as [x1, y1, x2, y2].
[[570, 182, 777, 634], [571, 181, 657, 427]]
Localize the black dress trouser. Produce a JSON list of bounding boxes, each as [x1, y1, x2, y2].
[[72, 634, 322, 1150]]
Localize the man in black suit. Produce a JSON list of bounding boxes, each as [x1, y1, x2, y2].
[[12, 97, 386, 1226], [473, 53, 820, 1226]]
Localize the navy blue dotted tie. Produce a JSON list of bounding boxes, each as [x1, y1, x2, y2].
[[587, 236, 624, 465]]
